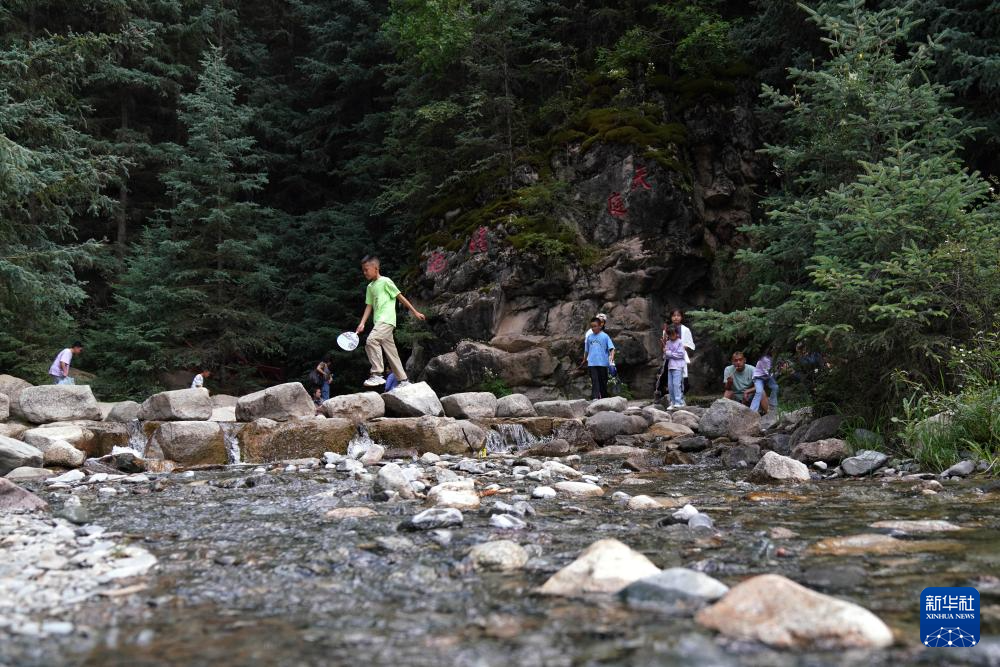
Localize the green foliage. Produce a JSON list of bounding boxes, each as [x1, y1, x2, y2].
[[570, 107, 686, 152], [673, 20, 736, 74], [894, 328, 1000, 472], [693, 1, 1000, 420], [0, 30, 126, 378], [479, 368, 513, 397], [383, 0, 473, 72], [93, 46, 282, 395]]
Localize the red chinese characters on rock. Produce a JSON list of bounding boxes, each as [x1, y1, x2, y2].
[[469, 226, 489, 254], [426, 252, 447, 276], [607, 192, 627, 219], [631, 166, 652, 191]]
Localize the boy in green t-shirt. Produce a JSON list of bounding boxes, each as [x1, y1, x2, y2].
[[355, 256, 426, 388]]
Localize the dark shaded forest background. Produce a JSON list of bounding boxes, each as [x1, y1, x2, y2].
[[2, 0, 998, 421]]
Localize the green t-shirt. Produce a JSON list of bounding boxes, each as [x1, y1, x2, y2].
[[723, 363, 756, 393], [365, 276, 401, 327]]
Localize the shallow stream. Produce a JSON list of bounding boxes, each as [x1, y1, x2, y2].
[[4, 458, 999, 666]]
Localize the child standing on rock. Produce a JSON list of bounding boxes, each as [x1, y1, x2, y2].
[[664, 325, 687, 407], [583, 317, 616, 399], [750, 345, 779, 414], [355, 255, 425, 389]]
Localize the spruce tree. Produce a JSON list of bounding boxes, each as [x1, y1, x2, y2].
[[0, 32, 125, 378], [95, 46, 281, 395], [693, 0, 1000, 415]]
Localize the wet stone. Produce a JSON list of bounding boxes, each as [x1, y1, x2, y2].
[[800, 564, 868, 592], [942, 459, 976, 477], [489, 513, 527, 530], [399, 507, 463, 531], [840, 450, 889, 476], [468, 540, 528, 571]]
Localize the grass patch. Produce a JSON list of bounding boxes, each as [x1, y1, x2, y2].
[[892, 330, 1000, 473]]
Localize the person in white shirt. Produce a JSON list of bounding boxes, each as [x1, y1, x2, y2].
[[48, 342, 83, 384], [191, 369, 212, 390], [655, 309, 696, 399]]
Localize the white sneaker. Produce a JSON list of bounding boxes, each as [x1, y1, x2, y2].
[[397, 380, 411, 388], [363, 375, 386, 387]]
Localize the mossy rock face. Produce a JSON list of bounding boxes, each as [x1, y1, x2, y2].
[[547, 107, 687, 154]]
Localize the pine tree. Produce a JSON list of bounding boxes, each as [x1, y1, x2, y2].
[[693, 1, 1000, 415], [94, 46, 281, 394], [0, 31, 126, 378]]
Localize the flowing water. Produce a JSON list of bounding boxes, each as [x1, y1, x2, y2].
[[125, 419, 147, 455], [4, 457, 1000, 667], [485, 423, 542, 454]]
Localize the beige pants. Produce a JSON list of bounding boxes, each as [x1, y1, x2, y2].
[[366, 322, 407, 380]]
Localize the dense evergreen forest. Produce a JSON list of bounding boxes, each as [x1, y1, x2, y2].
[[2, 1, 999, 435]]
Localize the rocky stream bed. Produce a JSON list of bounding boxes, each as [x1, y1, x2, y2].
[[3, 445, 1000, 666], [2, 381, 999, 666]]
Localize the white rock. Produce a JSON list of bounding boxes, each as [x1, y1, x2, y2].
[[531, 486, 556, 499], [539, 539, 660, 596], [585, 396, 627, 416], [16, 385, 101, 424], [489, 513, 528, 530], [672, 504, 699, 521], [427, 480, 480, 510], [440, 392, 498, 419], [553, 481, 604, 497], [373, 462, 416, 500], [542, 460, 582, 478], [45, 469, 85, 484], [627, 495, 664, 510], [748, 451, 811, 483], [321, 392, 385, 423]]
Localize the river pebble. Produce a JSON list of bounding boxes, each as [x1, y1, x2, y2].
[[399, 507, 463, 531], [489, 513, 527, 530], [469, 540, 528, 571], [539, 539, 660, 596], [695, 574, 893, 648], [0, 515, 156, 639]]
